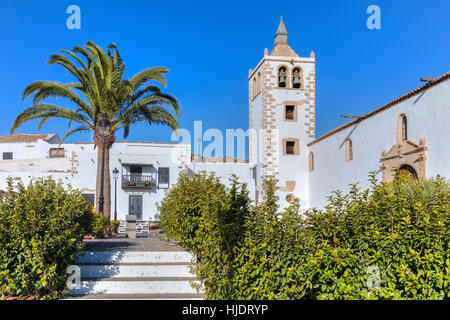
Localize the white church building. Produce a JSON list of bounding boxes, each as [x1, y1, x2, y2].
[[0, 18, 449, 220]]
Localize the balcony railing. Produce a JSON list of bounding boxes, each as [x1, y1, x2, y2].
[[122, 174, 156, 188]]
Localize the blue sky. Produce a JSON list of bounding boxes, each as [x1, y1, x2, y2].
[[1, 0, 449, 157]]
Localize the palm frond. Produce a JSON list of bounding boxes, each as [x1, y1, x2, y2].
[[130, 67, 168, 89], [13, 41, 180, 147], [59, 125, 91, 145]]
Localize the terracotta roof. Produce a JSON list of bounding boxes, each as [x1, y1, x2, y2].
[[74, 141, 190, 146], [308, 71, 450, 147], [270, 43, 299, 57], [0, 134, 59, 143], [270, 16, 298, 57]]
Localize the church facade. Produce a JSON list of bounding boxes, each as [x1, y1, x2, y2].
[[0, 18, 448, 219], [248, 17, 450, 209]]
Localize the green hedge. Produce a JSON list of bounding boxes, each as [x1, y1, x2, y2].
[[159, 172, 450, 300], [0, 177, 94, 299], [90, 213, 110, 239], [158, 172, 250, 298]]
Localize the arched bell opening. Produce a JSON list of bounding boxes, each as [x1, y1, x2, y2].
[[292, 67, 302, 89], [278, 66, 287, 88]]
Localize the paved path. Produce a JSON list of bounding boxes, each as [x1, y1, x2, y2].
[[83, 234, 185, 252]]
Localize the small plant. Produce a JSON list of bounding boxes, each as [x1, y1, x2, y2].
[[110, 220, 120, 233], [126, 180, 135, 186], [89, 213, 110, 238]]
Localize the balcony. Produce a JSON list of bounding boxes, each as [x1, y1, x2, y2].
[[122, 174, 157, 189]]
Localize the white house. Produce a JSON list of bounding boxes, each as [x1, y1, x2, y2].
[[1, 18, 449, 219], [0, 135, 192, 221]]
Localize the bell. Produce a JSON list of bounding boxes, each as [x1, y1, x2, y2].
[[293, 77, 300, 85], [279, 76, 286, 84]]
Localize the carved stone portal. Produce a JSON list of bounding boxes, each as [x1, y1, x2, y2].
[[380, 137, 428, 183]]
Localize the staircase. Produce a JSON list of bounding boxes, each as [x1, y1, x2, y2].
[[66, 250, 202, 300]]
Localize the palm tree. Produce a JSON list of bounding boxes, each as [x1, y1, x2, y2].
[[11, 41, 180, 219]]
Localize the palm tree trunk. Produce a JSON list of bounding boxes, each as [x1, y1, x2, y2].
[[95, 132, 115, 220]]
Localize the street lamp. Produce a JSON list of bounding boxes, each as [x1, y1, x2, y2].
[[112, 167, 119, 221], [98, 113, 111, 214]]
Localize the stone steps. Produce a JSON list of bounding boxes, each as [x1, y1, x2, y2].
[[76, 251, 193, 264], [66, 250, 202, 299], [65, 293, 203, 300], [79, 263, 193, 278]]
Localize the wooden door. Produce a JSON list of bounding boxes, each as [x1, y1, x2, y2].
[[129, 195, 143, 220]]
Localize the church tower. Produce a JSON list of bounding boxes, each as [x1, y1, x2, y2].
[[249, 17, 316, 208]]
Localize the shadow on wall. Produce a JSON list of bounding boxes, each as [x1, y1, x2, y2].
[[338, 122, 360, 150]]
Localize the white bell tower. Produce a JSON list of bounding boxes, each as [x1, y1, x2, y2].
[[248, 16, 316, 208]]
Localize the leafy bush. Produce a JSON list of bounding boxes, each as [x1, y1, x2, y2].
[[110, 220, 120, 233], [0, 177, 93, 299], [159, 172, 450, 300], [159, 171, 231, 252], [89, 213, 110, 239], [158, 172, 251, 298]]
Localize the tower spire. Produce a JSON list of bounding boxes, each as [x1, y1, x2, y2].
[[274, 16, 288, 45]]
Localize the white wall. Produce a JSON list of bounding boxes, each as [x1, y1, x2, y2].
[[309, 78, 450, 209], [190, 162, 256, 201], [0, 139, 190, 222]]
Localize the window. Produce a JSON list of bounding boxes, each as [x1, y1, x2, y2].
[[49, 148, 65, 158], [158, 167, 170, 188], [2, 152, 12, 160], [278, 66, 287, 87], [396, 114, 408, 143], [401, 115, 408, 141], [345, 139, 353, 162], [292, 67, 302, 88], [283, 138, 299, 155], [81, 193, 95, 206], [256, 72, 261, 96], [130, 166, 142, 176], [309, 152, 314, 172], [285, 105, 296, 121], [286, 141, 295, 155]]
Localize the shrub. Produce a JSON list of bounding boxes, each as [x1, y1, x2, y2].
[[158, 171, 230, 252], [0, 177, 93, 299], [158, 172, 251, 298], [160, 172, 450, 300], [110, 220, 120, 234], [89, 213, 110, 239]]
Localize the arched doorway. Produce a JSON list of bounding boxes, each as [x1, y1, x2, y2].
[[397, 165, 418, 180], [380, 137, 427, 183]]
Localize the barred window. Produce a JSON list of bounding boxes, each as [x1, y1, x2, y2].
[[158, 167, 170, 188]]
